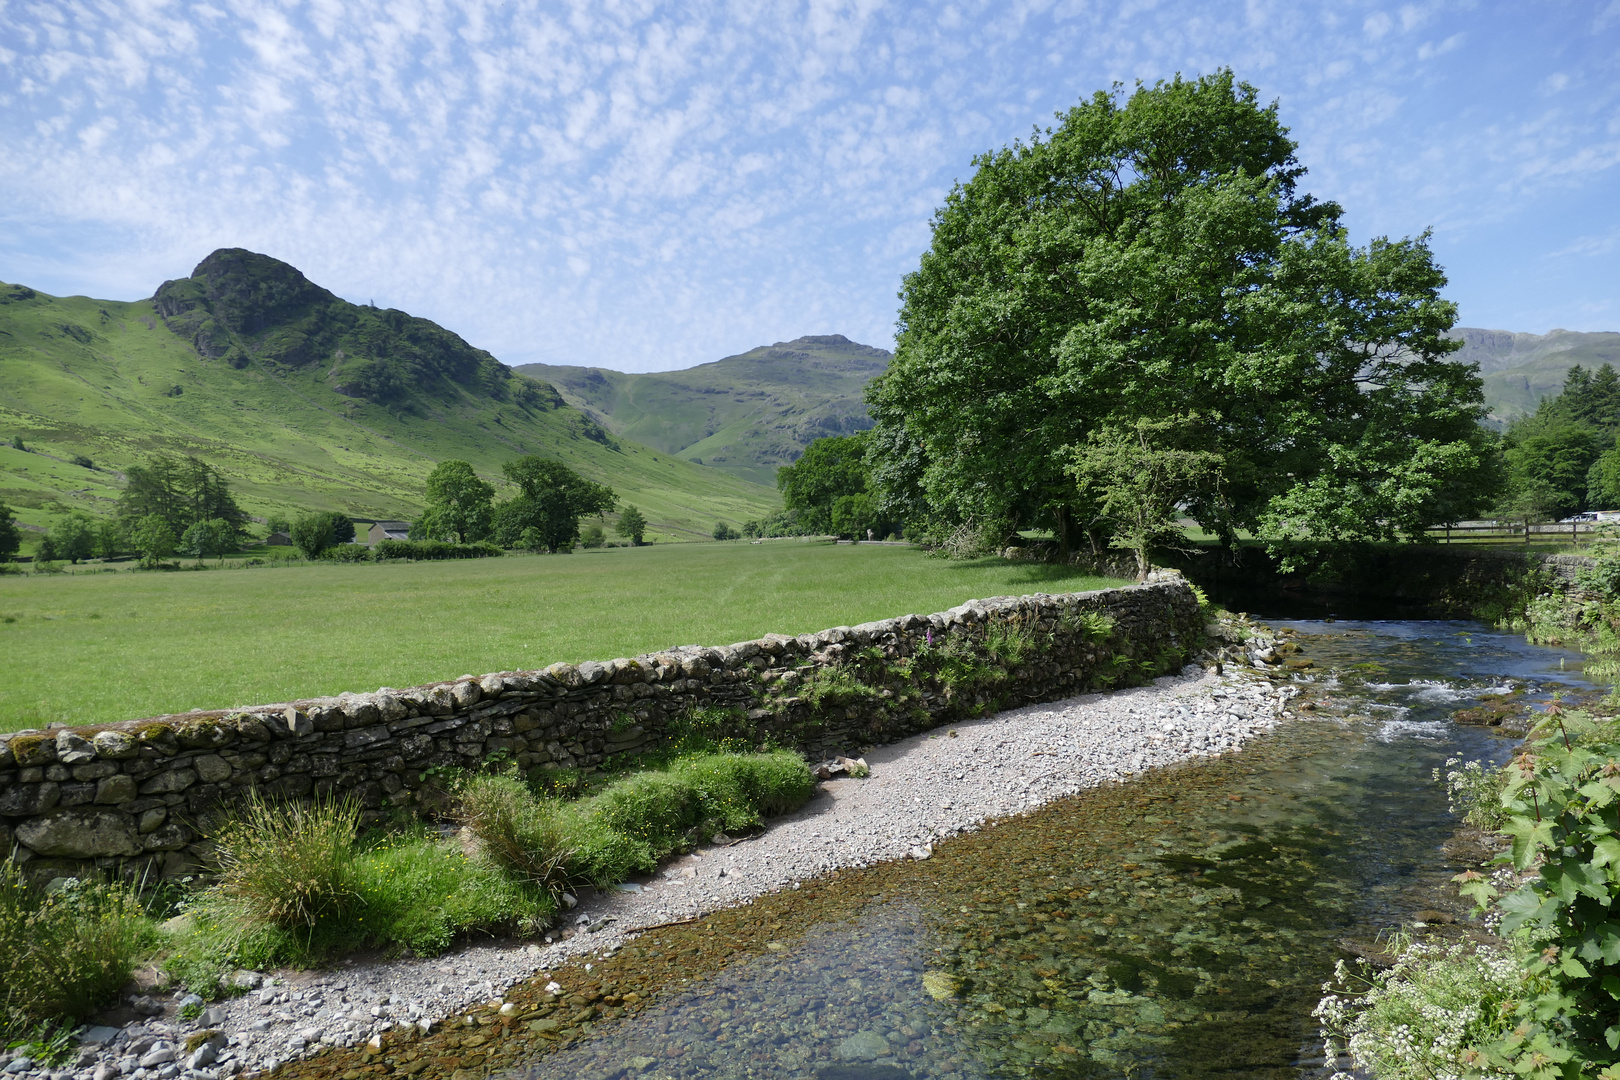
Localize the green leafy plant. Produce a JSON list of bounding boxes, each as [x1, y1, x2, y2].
[[1445, 706, 1620, 1077], [3, 1019, 80, 1067], [0, 866, 153, 1024]]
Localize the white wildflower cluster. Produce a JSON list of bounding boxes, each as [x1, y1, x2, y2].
[[1480, 868, 1521, 934], [1432, 756, 1507, 829], [1315, 937, 1523, 1080]]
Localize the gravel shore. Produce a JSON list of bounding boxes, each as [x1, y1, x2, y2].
[[34, 665, 1300, 1080]]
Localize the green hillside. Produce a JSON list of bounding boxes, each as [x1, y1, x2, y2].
[[1451, 327, 1620, 424], [517, 334, 890, 487], [0, 252, 779, 545]]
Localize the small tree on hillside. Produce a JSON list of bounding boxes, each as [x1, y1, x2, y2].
[[616, 505, 647, 546], [264, 514, 292, 537], [182, 518, 235, 564], [131, 514, 178, 569], [1067, 415, 1223, 582]]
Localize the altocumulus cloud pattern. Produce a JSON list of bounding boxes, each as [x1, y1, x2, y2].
[[1, 0, 1617, 370]]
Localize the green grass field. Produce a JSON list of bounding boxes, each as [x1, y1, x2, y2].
[[0, 541, 1124, 731]]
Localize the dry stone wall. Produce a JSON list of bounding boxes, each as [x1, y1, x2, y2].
[[0, 575, 1202, 882]]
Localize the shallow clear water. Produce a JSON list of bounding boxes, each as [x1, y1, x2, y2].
[[496, 621, 1594, 1080]]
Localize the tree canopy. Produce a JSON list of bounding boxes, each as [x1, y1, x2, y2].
[[414, 460, 495, 543], [867, 70, 1496, 555], [290, 511, 356, 558], [130, 514, 178, 568], [493, 456, 615, 553], [777, 431, 898, 538], [181, 518, 236, 564], [117, 454, 248, 539], [1497, 363, 1620, 519], [616, 505, 647, 546], [1068, 415, 1224, 580]]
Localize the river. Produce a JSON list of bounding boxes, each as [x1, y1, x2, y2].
[[491, 617, 1592, 1080]]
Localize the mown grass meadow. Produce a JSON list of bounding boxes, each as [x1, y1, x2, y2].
[[0, 540, 1122, 730]]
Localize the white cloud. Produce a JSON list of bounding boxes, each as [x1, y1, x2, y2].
[[1417, 31, 1463, 60], [0, 0, 1616, 367], [1545, 229, 1620, 259]]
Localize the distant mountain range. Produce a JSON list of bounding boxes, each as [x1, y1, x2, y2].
[[0, 250, 779, 541], [1452, 327, 1620, 424], [516, 335, 890, 487]]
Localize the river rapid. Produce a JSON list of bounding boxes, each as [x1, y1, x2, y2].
[[475, 617, 1595, 1080]]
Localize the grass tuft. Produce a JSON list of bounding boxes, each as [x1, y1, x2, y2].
[[454, 773, 573, 897], [212, 793, 362, 931], [0, 865, 152, 1026]]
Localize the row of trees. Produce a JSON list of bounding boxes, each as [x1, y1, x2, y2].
[[0, 455, 251, 569], [1, 452, 649, 568], [1494, 365, 1620, 527], [411, 457, 644, 552]]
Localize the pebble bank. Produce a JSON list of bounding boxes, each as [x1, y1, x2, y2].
[[5, 663, 1301, 1080]]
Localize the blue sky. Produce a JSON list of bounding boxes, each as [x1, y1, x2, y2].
[[2, 1, 1616, 373]]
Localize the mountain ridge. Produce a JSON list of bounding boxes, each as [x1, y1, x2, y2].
[[1449, 326, 1620, 423], [0, 251, 779, 542], [517, 334, 890, 487]]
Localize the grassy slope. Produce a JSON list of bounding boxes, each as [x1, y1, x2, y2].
[[1451, 327, 1620, 424], [0, 283, 779, 545], [0, 541, 1122, 730], [516, 335, 889, 488]]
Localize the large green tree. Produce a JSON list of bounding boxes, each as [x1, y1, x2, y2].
[[867, 70, 1496, 555], [181, 518, 236, 564], [777, 432, 891, 537], [131, 514, 178, 569], [290, 511, 356, 558], [615, 505, 647, 546], [45, 513, 96, 564], [414, 460, 495, 543], [492, 457, 615, 553], [117, 454, 248, 539]]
